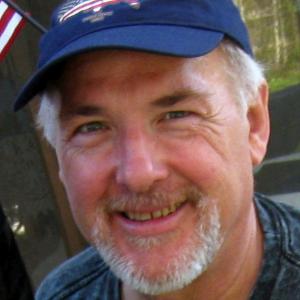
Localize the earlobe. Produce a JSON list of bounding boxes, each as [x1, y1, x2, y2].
[[247, 82, 270, 167]]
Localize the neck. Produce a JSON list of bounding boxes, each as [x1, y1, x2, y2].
[[123, 202, 264, 300]]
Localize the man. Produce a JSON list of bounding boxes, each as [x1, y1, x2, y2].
[[15, 0, 300, 299]]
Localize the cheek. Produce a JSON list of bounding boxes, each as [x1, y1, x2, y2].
[[171, 139, 224, 188], [58, 151, 112, 236], [177, 136, 252, 192], [169, 135, 254, 226]]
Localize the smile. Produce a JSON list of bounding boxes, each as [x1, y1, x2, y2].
[[123, 200, 186, 221]]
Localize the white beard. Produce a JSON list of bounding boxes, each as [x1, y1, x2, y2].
[[91, 194, 222, 296]]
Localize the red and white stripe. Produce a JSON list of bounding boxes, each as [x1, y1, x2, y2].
[[0, 0, 25, 61]]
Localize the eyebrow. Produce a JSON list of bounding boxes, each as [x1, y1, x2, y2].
[[60, 105, 104, 122], [151, 89, 209, 108]]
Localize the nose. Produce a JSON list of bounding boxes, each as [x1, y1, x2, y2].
[[115, 130, 168, 193]]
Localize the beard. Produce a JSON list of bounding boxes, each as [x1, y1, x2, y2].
[[91, 186, 222, 296]]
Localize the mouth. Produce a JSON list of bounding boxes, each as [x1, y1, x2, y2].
[[113, 198, 195, 237], [121, 200, 186, 222]]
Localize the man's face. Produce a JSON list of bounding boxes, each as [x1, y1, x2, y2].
[[55, 49, 265, 295]]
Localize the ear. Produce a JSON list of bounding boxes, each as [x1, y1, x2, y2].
[[247, 81, 270, 167]]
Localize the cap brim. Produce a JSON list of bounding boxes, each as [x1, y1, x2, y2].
[[14, 25, 223, 111]]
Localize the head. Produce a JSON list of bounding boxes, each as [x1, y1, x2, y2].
[[16, 0, 270, 296]]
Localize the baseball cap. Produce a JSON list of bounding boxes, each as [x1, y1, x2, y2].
[[14, 0, 252, 111]]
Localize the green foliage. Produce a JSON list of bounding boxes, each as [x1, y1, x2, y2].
[[238, 0, 300, 93], [268, 73, 300, 92]]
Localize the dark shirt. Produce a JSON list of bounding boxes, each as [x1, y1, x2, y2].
[[36, 194, 300, 300], [0, 205, 34, 300], [250, 194, 300, 299]]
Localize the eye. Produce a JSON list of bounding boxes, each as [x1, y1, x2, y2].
[[76, 121, 108, 134], [164, 111, 191, 120]]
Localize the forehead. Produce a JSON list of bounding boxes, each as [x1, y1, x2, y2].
[[58, 49, 228, 106], [61, 48, 225, 77], [62, 50, 193, 79]]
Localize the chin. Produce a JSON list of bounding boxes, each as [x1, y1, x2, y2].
[[92, 203, 223, 295]]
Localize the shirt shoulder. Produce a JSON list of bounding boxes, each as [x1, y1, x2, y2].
[[256, 193, 300, 262], [253, 194, 300, 299], [36, 247, 120, 300]]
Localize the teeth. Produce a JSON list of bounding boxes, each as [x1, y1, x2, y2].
[[127, 212, 135, 220], [170, 204, 176, 213], [138, 213, 152, 221], [162, 208, 169, 217], [152, 210, 162, 219], [127, 212, 152, 221], [124, 201, 185, 222]]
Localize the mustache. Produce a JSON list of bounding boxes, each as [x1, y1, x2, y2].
[[103, 186, 204, 213]]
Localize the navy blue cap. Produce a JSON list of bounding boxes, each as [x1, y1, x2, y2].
[[14, 0, 252, 110]]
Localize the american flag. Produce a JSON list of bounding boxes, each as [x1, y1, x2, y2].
[[0, 0, 26, 61]]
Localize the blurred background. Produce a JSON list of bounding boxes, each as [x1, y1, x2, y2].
[[0, 0, 299, 289]]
